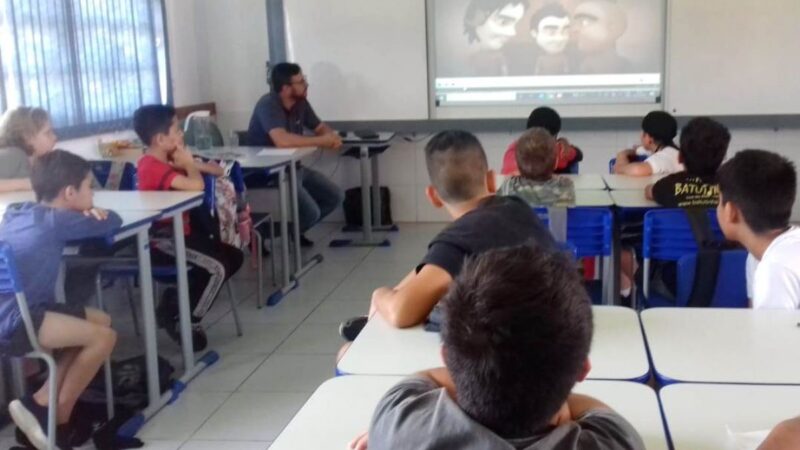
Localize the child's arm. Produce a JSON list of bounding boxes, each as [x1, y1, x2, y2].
[[566, 393, 611, 419], [194, 160, 225, 177], [0, 178, 32, 193], [168, 147, 205, 191], [53, 208, 123, 242], [614, 149, 654, 176], [370, 264, 452, 328]]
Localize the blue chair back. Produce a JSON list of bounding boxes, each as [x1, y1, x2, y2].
[[0, 242, 40, 352], [642, 209, 723, 262], [91, 161, 137, 191], [202, 173, 216, 213], [608, 155, 648, 174], [534, 207, 613, 258], [676, 249, 748, 308], [227, 161, 246, 195]]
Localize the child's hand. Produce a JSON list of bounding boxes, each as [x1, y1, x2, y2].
[[616, 149, 635, 162], [171, 147, 196, 169], [84, 208, 110, 221], [348, 431, 368, 450]]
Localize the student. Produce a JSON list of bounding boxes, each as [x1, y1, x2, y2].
[[716, 150, 799, 309], [134, 104, 244, 351], [246, 62, 344, 247], [0, 107, 57, 192], [339, 130, 555, 340], [349, 245, 645, 450], [647, 117, 731, 207], [759, 417, 800, 450], [501, 106, 582, 176], [499, 127, 576, 206], [0, 151, 119, 449], [614, 111, 682, 176]]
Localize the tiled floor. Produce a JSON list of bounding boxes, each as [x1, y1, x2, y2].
[[0, 222, 443, 449]]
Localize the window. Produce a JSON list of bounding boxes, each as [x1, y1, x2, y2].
[[0, 0, 170, 138]]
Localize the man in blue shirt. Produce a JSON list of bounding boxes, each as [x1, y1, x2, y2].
[[246, 62, 344, 247]]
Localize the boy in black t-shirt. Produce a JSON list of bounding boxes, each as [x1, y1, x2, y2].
[[646, 117, 731, 207], [338, 130, 555, 343]]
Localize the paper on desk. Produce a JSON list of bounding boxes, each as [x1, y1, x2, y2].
[[257, 149, 298, 156], [725, 425, 770, 450]]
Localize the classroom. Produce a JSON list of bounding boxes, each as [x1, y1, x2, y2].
[[0, 0, 799, 449]]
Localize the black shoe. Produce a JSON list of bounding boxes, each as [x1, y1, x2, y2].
[[156, 288, 179, 330], [339, 316, 368, 341], [299, 234, 314, 248], [9, 396, 48, 450], [162, 319, 208, 353]]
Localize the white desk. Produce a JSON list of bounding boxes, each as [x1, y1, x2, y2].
[[641, 308, 800, 384], [270, 376, 668, 450], [660, 383, 800, 450], [603, 174, 664, 191], [610, 190, 660, 209], [193, 146, 322, 306], [338, 306, 650, 381]]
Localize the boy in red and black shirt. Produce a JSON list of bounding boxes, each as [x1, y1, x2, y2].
[[134, 105, 243, 352], [501, 107, 582, 176]]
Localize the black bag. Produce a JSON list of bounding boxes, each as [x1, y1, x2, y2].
[[83, 355, 176, 411], [343, 187, 393, 227], [684, 209, 741, 307]]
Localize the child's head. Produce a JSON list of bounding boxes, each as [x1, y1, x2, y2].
[[441, 244, 593, 438], [640, 111, 677, 150], [529, 4, 571, 55], [516, 127, 556, 181], [133, 104, 183, 153], [678, 117, 730, 178], [717, 150, 797, 240], [31, 150, 94, 211], [0, 106, 56, 157], [424, 130, 494, 209], [526, 106, 561, 137]]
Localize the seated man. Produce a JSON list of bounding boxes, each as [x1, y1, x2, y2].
[[339, 130, 555, 342], [350, 245, 645, 450], [246, 62, 344, 246]]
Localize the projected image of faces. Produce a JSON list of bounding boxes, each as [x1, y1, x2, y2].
[[438, 0, 662, 78]]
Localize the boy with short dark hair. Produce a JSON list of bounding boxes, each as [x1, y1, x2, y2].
[[499, 127, 576, 206], [647, 117, 731, 207], [614, 111, 682, 176], [0, 150, 119, 448], [134, 104, 243, 351], [350, 245, 644, 450], [339, 130, 554, 340], [716, 150, 799, 309], [502, 106, 582, 176]]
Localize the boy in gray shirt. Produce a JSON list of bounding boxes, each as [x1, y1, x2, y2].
[[499, 127, 576, 206], [350, 245, 644, 450]]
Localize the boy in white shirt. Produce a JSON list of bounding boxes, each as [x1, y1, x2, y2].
[[613, 111, 684, 176], [716, 150, 800, 309]]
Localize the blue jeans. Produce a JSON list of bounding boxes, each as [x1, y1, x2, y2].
[[296, 167, 343, 232], [244, 165, 343, 233]]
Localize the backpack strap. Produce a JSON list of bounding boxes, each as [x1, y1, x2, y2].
[[684, 208, 721, 307]]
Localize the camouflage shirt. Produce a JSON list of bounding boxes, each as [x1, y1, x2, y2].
[[499, 176, 576, 206]]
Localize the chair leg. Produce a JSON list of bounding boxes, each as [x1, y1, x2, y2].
[[103, 358, 114, 420], [253, 226, 264, 309], [125, 278, 141, 337], [268, 215, 276, 286], [226, 283, 243, 337], [42, 353, 58, 450], [95, 272, 106, 311]]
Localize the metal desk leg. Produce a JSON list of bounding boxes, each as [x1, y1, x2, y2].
[[329, 146, 390, 248], [289, 161, 324, 279], [607, 209, 621, 306], [135, 230, 160, 407], [172, 215, 195, 373], [267, 165, 300, 306]]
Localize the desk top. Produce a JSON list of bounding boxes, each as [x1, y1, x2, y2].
[[609, 190, 660, 208], [641, 308, 800, 384], [270, 376, 667, 450], [660, 383, 800, 450], [192, 146, 318, 169], [338, 306, 649, 381], [0, 191, 202, 217], [603, 174, 664, 190]]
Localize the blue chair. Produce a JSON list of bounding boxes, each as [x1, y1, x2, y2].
[[642, 209, 724, 306], [0, 242, 114, 449], [608, 155, 648, 174], [90, 161, 137, 191], [675, 249, 748, 308]]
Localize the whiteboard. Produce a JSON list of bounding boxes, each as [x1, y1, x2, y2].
[[284, 0, 429, 121], [666, 0, 800, 116]]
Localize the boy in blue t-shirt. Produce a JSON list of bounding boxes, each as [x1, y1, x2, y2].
[[0, 150, 120, 449]]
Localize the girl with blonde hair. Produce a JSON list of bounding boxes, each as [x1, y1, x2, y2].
[[0, 107, 57, 192]]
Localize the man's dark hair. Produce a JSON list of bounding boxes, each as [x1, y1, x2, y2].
[[31, 150, 91, 202], [718, 149, 797, 234], [678, 117, 731, 177], [530, 3, 569, 31], [425, 130, 489, 203], [526, 106, 562, 136], [133, 104, 176, 147], [641, 111, 678, 148], [464, 0, 526, 43], [516, 127, 556, 181], [270, 62, 302, 93], [441, 244, 593, 438]]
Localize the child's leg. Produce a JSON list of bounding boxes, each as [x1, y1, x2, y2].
[[620, 249, 636, 296], [34, 312, 116, 424]]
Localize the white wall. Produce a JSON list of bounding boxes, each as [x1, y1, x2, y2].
[[164, 0, 204, 106]]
